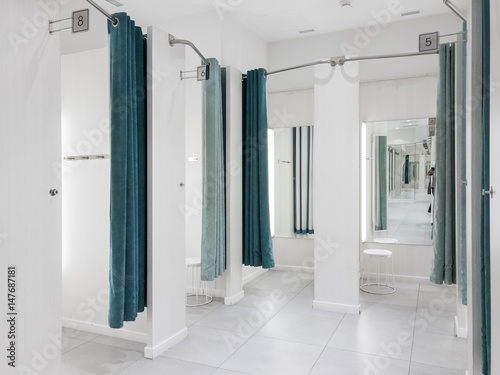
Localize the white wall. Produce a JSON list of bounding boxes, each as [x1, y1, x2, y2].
[[61, 48, 148, 342], [146, 26, 187, 358], [1, 1, 62, 374], [313, 62, 360, 313]]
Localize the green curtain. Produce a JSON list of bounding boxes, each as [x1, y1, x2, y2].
[[481, 0, 491, 372], [374, 136, 387, 231], [108, 13, 147, 329], [201, 58, 226, 281], [430, 43, 456, 286], [242, 69, 274, 268]]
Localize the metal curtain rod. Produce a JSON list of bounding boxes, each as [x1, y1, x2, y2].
[[251, 50, 438, 79], [266, 58, 337, 76], [168, 34, 211, 66], [338, 50, 439, 65], [85, 0, 119, 26], [443, 0, 467, 22]]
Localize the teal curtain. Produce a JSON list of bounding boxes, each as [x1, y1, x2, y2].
[[201, 58, 226, 281], [430, 44, 456, 285], [481, 0, 491, 372], [108, 13, 147, 329], [293, 126, 314, 235], [374, 136, 387, 231], [242, 69, 274, 268]]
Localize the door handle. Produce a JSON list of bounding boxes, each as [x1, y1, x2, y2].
[[482, 186, 494, 198], [49, 189, 59, 197]]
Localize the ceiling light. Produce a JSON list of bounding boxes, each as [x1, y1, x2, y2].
[[339, 0, 353, 8], [401, 9, 421, 17]]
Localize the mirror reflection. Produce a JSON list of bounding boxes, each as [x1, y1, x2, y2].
[[363, 118, 435, 245]]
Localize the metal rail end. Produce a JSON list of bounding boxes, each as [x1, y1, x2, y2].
[[168, 34, 176, 46]]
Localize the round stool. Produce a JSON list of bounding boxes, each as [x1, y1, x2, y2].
[[373, 238, 398, 244], [186, 257, 214, 307], [360, 249, 395, 295]]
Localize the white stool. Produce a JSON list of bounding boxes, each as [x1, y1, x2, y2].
[[360, 249, 395, 295], [373, 238, 398, 244], [186, 257, 214, 307]]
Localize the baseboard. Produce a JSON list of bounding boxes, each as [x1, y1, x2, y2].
[[224, 290, 245, 305], [242, 268, 268, 285], [62, 318, 147, 343], [313, 300, 360, 314], [273, 265, 314, 274], [455, 315, 468, 338], [144, 327, 187, 359]]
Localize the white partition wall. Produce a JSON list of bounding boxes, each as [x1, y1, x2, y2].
[[313, 62, 360, 314], [146, 26, 187, 359], [1, 1, 62, 374], [224, 66, 245, 305]]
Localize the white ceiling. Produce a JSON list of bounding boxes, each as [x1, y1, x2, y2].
[[88, 0, 466, 42]]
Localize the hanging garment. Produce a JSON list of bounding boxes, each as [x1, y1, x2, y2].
[[108, 13, 147, 329], [293, 126, 314, 234], [201, 58, 226, 282], [242, 69, 275, 269]]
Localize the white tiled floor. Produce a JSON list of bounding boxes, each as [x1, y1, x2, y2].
[[62, 270, 466, 374]]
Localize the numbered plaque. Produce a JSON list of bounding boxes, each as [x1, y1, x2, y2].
[[419, 32, 439, 52], [73, 9, 90, 33]]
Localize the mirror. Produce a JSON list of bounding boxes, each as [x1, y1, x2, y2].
[[269, 126, 314, 239], [362, 118, 434, 245]]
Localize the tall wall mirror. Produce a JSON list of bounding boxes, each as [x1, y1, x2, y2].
[[362, 118, 435, 245], [267, 89, 315, 239]]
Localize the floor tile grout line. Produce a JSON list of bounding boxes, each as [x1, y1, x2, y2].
[[214, 277, 306, 372], [306, 312, 347, 375], [407, 282, 421, 374], [113, 356, 144, 375], [61, 339, 87, 356]]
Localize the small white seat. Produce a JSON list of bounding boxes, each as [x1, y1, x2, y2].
[[186, 257, 201, 267], [364, 249, 393, 257], [373, 238, 399, 244], [186, 257, 213, 307], [360, 248, 395, 295]]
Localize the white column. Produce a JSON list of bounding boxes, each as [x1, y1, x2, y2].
[[313, 61, 360, 314], [224, 66, 244, 305], [145, 26, 187, 359]]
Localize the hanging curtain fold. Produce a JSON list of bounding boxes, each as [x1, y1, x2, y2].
[[201, 58, 226, 282], [108, 13, 147, 329], [293, 126, 314, 234], [430, 43, 456, 286], [374, 136, 387, 231], [242, 69, 275, 269], [481, 1, 491, 372]]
